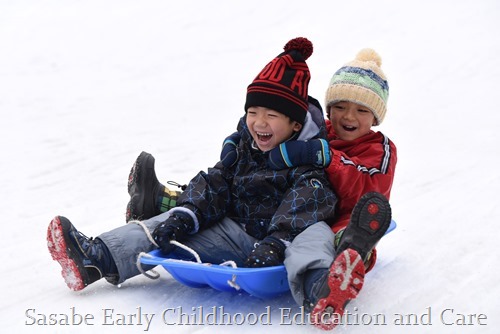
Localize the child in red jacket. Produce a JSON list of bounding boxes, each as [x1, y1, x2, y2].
[[321, 51, 396, 235]]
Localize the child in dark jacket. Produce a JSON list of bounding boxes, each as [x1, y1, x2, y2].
[[47, 38, 337, 293]]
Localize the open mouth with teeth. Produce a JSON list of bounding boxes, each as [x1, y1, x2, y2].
[[256, 132, 272, 142], [342, 125, 357, 132]]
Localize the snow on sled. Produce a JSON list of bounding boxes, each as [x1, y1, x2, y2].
[[140, 220, 397, 299]]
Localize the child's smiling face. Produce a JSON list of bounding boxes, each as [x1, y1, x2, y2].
[[328, 101, 376, 141], [246, 106, 302, 152]]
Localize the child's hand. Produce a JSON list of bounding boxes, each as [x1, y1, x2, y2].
[[244, 236, 286, 267], [152, 211, 194, 254], [268, 138, 331, 170]]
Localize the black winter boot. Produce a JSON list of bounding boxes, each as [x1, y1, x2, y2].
[[336, 192, 392, 261], [47, 216, 118, 291], [126, 151, 166, 222]]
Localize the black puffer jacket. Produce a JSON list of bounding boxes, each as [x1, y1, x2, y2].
[[177, 102, 336, 241]]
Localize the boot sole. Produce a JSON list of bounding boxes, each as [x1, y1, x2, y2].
[[47, 216, 87, 291], [128, 151, 155, 195], [338, 192, 392, 259], [126, 151, 157, 222], [311, 249, 365, 330]]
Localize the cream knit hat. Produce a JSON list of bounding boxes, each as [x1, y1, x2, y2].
[[325, 48, 389, 125]]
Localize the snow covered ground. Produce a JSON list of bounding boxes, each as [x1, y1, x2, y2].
[[1, 0, 499, 333]]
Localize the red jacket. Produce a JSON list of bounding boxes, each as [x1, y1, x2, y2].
[[325, 119, 397, 232]]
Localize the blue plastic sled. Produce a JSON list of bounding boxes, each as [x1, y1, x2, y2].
[[140, 220, 397, 299]]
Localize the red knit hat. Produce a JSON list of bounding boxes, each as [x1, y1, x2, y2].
[[244, 37, 313, 125]]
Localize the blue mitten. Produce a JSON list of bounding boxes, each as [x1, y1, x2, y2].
[[220, 132, 241, 168], [268, 138, 331, 170], [152, 211, 194, 254], [244, 236, 286, 268]]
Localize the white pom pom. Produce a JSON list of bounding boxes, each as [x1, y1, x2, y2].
[[356, 48, 382, 67]]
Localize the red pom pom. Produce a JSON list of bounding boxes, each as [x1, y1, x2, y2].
[[284, 37, 313, 60]]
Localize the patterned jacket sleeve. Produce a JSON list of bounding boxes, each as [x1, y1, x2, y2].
[[176, 163, 233, 229]]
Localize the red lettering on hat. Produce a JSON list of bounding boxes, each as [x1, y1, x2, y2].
[[290, 71, 309, 98], [258, 58, 285, 82]]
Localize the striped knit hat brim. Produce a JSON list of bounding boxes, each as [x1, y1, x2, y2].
[[325, 49, 389, 125]]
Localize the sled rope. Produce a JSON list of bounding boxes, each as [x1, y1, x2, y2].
[[221, 262, 240, 290], [129, 219, 159, 247], [167, 241, 241, 290], [169, 240, 201, 263], [131, 219, 241, 290], [129, 219, 161, 279], [136, 252, 160, 279]]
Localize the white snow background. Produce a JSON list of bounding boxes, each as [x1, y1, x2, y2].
[[1, 0, 499, 333]]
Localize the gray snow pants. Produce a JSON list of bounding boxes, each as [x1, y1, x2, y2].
[[98, 212, 336, 306]]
